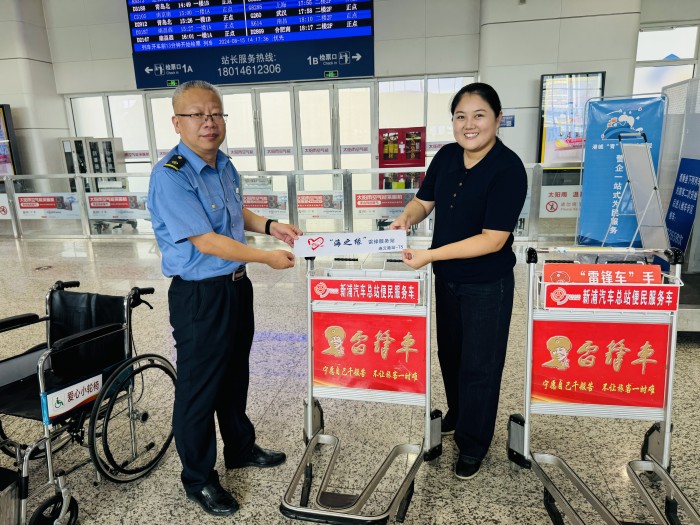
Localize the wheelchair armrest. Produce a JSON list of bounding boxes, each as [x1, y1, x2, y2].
[[50, 323, 125, 355], [0, 313, 46, 335]]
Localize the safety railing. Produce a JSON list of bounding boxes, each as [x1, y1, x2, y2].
[[0, 164, 540, 241]]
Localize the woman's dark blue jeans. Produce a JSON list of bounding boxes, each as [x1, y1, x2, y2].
[[435, 271, 515, 462]]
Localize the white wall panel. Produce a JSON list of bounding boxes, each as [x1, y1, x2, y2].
[[89, 23, 132, 60], [0, 94, 67, 130], [83, 0, 129, 26], [47, 26, 91, 63], [375, 0, 426, 40], [0, 60, 59, 96], [42, 0, 86, 29], [479, 63, 557, 108], [481, 0, 562, 24], [558, 14, 640, 62], [641, 0, 700, 25], [497, 108, 539, 164], [15, 128, 70, 175], [426, 0, 479, 37], [0, 22, 51, 61], [426, 35, 479, 75], [375, 39, 426, 77], [480, 20, 560, 67], [562, 0, 641, 18]]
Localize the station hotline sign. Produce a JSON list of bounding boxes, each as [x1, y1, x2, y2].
[[127, 0, 375, 88]]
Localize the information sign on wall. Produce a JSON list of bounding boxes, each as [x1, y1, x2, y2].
[[539, 185, 581, 219], [127, 1, 375, 88]]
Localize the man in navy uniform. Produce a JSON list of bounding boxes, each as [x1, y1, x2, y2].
[[148, 80, 302, 517]]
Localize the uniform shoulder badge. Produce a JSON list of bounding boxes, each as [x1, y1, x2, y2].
[[164, 155, 186, 171]]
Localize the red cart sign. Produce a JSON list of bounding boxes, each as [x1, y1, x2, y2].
[[543, 263, 661, 284], [531, 320, 669, 408], [310, 278, 420, 305], [312, 311, 426, 395], [544, 283, 679, 311]]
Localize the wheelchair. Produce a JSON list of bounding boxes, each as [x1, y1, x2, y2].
[[0, 281, 176, 525]]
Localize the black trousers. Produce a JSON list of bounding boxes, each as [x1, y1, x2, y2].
[[168, 274, 255, 493], [435, 271, 515, 462]]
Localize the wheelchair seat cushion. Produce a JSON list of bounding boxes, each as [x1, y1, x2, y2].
[[0, 374, 42, 421]]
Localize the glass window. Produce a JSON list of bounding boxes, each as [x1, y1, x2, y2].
[[637, 27, 698, 61], [223, 92, 258, 171], [259, 91, 295, 171], [298, 89, 333, 170], [150, 96, 179, 160], [633, 64, 695, 94], [108, 95, 149, 162], [378, 79, 425, 128], [71, 97, 108, 137], [339, 86, 372, 169], [427, 76, 474, 146]]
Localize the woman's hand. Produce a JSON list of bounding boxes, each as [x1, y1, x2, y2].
[[389, 216, 411, 231], [402, 248, 433, 269]]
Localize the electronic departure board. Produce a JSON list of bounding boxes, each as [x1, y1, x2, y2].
[[127, 0, 374, 89]]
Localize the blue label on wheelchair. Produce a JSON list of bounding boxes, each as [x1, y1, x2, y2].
[[41, 374, 102, 425]]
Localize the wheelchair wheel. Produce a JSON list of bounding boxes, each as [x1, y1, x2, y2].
[[88, 354, 176, 483], [29, 494, 78, 525]]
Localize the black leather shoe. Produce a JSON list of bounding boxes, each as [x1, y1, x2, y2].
[[226, 444, 286, 469], [186, 481, 239, 517]]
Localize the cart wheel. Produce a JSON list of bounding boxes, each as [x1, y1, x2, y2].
[[641, 422, 671, 480], [395, 480, 415, 523], [89, 354, 176, 482], [29, 494, 78, 525], [543, 488, 565, 525]]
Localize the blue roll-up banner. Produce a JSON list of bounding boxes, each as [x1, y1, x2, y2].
[[666, 157, 700, 253], [578, 96, 666, 246]]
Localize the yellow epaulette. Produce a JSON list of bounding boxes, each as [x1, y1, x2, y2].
[[164, 154, 186, 171]]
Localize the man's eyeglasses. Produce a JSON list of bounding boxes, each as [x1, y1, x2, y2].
[[175, 113, 228, 123]]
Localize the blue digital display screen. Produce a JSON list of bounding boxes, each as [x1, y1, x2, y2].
[[127, 0, 374, 89]]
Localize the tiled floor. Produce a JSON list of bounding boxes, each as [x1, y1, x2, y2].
[[1, 237, 699, 524]]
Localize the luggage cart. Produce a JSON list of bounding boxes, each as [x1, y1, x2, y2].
[[281, 256, 442, 524], [507, 246, 700, 525]]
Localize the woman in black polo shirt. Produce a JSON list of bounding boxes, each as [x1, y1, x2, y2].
[[390, 83, 527, 480]]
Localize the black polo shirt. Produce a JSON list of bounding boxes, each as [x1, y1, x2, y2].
[[416, 139, 527, 283]]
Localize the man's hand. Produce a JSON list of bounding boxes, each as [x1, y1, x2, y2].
[[389, 216, 411, 231], [402, 248, 432, 269], [266, 249, 295, 269], [270, 221, 303, 248]]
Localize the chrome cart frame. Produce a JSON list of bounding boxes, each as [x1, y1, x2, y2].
[[507, 246, 700, 525], [281, 257, 442, 524]]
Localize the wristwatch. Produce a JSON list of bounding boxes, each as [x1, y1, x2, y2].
[[265, 218, 278, 235]]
